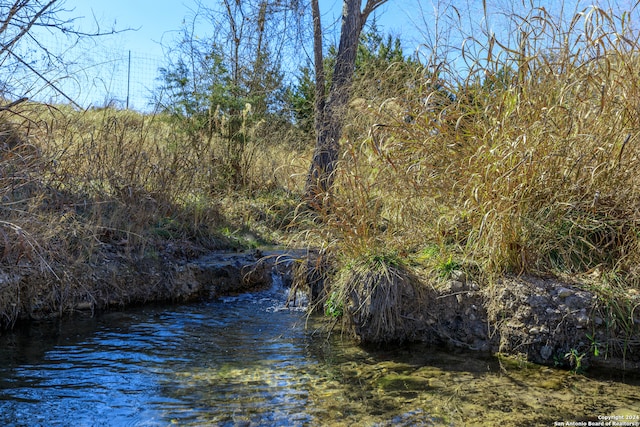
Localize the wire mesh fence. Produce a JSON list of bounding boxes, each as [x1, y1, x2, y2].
[[2, 34, 166, 113], [72, 49, 165, 112], [54, 47, 165, 112]]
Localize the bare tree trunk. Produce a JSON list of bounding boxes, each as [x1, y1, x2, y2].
[[311, 0, 326, 131], [305, 0, 388, 207]]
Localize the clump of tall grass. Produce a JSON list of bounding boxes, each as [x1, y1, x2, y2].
[[336, 8, 640, 280], [403, 5, 640, 281], [336, 252, 426, 343], [304, 4, 640, 337], [39, 106, 221, 249]]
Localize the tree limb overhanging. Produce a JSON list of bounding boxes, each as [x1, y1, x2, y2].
[[0, 0, 58, 57]]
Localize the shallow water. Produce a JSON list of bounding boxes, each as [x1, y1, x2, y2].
[[1, 282, 639, 426]]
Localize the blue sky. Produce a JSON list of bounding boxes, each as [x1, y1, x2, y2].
[[61, 0, 196, 58], [42, 0, 425, 110], [61, 0, 421, 58], [36, 0, 637, 110]]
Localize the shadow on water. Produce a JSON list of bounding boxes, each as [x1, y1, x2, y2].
[[1, 283, 639, 426]]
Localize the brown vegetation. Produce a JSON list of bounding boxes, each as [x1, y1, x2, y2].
[[2, 1, 640, 371], [0, 102, 305, 329], [293, 4, 640, 365]]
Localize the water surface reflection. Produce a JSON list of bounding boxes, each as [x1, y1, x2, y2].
[[0, 284, 638, 426]]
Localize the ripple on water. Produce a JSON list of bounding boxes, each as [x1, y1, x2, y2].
[[0, 284, 639, 426]]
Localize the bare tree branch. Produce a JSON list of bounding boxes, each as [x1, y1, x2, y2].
[[0, 1, 29, 36], [7, 49, 82, 108], [0, 0, 136, 106], [362, 0, 389, 23], [0, 96, 28, 111], [0, 0, 58, 57]]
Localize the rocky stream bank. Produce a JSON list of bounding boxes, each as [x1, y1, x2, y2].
[[0, 248, 298, 328], [408, 272, 640, 371], [2, 248, 639, 372]]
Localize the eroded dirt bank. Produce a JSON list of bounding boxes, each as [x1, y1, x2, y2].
[[0, 248, 300, 329], [3, 248, 639, 372], [346, 268, 640, 371]]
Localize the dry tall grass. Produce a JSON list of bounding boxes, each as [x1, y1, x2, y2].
[[0, 101, 306, 328], [303, 4, 640, 331], [3, 3, 640, 339]]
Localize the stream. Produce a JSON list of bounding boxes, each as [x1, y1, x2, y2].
[[1, 279, 639, 426]]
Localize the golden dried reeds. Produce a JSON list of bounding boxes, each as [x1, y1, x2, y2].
[[300, 3, 640, 341]]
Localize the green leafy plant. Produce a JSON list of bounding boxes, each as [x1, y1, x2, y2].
[[586, 333, 601, 358], [437, 255, 461, 279], [324, 291, 344, 318], [366, 250, 401, 270], [564, 349, 586, 374]]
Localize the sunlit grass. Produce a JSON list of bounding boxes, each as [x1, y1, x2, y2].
[[299, 3, 640, 337], [0, 101, 307, 327]]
